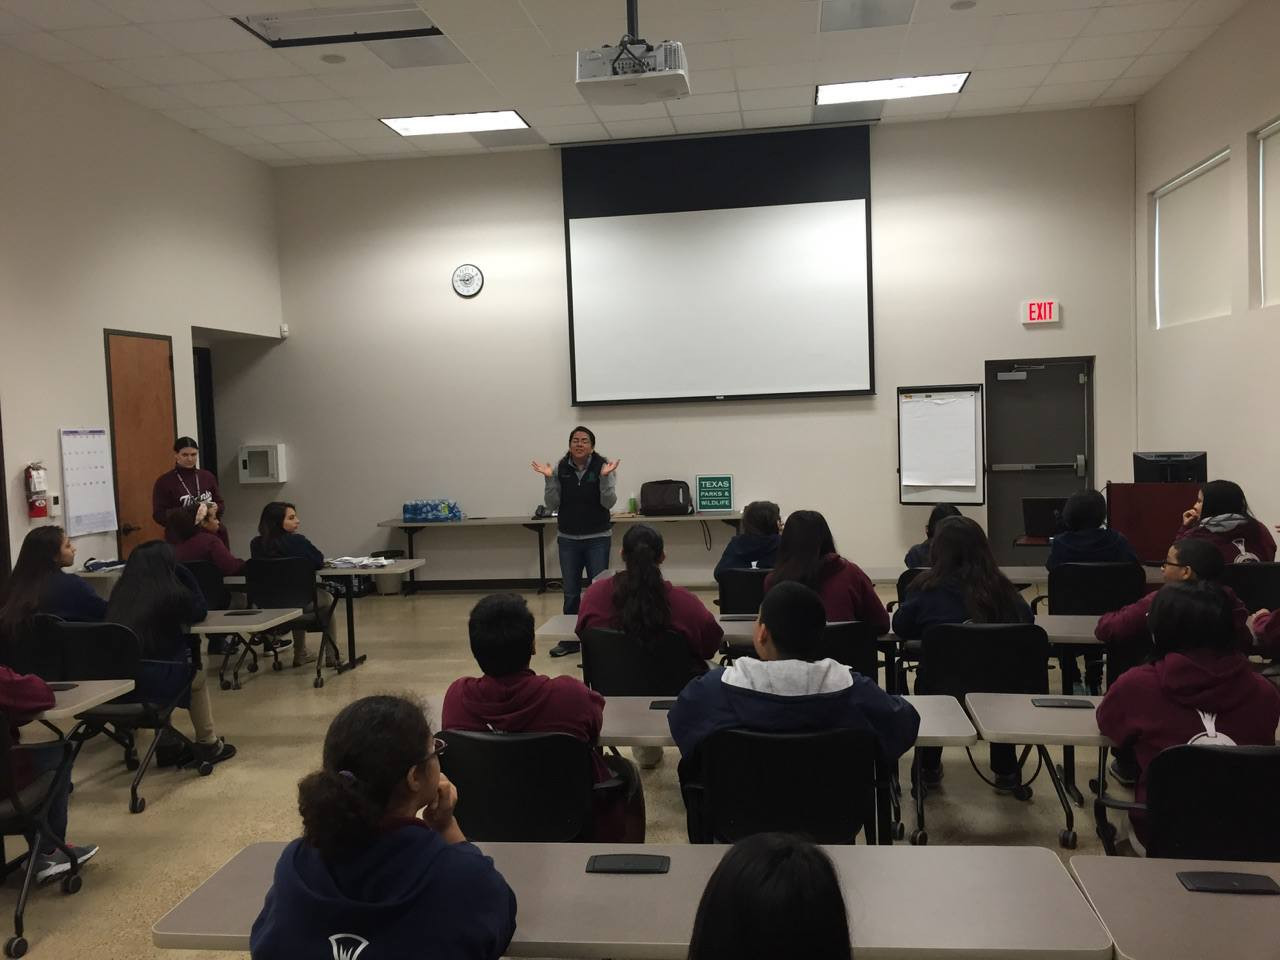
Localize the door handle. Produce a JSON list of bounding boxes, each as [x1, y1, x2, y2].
[[990, 463, 1077, 472], [1075, 454, 1087, 478], [120, 522, 141, 535]]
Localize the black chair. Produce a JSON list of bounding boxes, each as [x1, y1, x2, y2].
[[715, 568, 770, 615], [0, 715, 82, 958], [686, 728, 885, 844], [581, 628, 702, 697], [1220, 563, 1280, 614], [244, 557, 339, 689], [818, 621, 881, 680], [181, 561, 254, 691], [1094, 744, 1280, 860], [437, 730, 622, 841], [889, 568, 926, 612], [37, 619, 209, 815]]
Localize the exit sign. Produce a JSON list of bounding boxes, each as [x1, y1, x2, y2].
[[695, 474, 733, 512], [1022, 298, 1061, 325]]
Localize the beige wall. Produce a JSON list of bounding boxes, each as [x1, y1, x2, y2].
[[0, 49, 282, 563], [1134, 0, 1280, 525], [214, 106, 1137, 582]]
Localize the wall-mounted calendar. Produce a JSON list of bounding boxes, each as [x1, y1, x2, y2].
[[59, 428, 118, 537]]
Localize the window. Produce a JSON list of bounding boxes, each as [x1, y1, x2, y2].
[[1154, 150, 1232, 328], [1260, 119, 1280, 306]]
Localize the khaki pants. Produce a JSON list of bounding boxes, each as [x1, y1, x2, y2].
[[187, 668, 218, 745]]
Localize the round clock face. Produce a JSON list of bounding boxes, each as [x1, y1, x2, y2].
[[452, 263, 483, 298]]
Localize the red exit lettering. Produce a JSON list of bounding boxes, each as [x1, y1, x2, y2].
[[1026, 301, 1055, 322]]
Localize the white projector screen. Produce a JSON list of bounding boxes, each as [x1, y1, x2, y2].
[[568, 199, 872, 403]]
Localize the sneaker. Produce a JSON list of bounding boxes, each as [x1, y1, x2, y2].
[[193, 738, 237, 765], [292, 652, 317, 668], [156, 743, 194, 769], [35, 843, 99, 883], [919, 765, 944, 787], [548, 641, 581, 658], [1109, 756, 1140, 788], [993, 773, 1022, 794]]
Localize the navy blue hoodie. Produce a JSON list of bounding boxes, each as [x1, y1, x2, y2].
[[713, 533, 781, 581], [1045, 528, 1139, 571], [251, 821, 516, 960]]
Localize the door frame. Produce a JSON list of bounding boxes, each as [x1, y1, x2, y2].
[[103, 330, 178, 556], [0, 400, 10, 583]]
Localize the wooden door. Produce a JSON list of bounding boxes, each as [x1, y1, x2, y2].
[[105, 332, 176, 558]]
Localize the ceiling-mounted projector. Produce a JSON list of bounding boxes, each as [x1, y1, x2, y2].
[[575, 0, 689, 106]]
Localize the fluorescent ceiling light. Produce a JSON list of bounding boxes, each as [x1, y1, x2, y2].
[[816, 72, 969, 105], [380, 111, 528, 136]]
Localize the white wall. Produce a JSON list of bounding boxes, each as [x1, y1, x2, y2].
[[0, 49, 283, 563], [213, 106, 1136, 583], [1134, 0, 1280, 525]]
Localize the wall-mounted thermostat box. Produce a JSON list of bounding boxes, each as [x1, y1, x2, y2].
[[238, 444, 287, 484]]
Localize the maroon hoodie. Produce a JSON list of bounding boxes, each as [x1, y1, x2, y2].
[[765, 554, 890, 634], [1097, 650, 1280, 842], [1095, 586, 1252, 654], [1254, 610, 1280, 660], [575, 576, 723, 662], [152, 467, 229, 546], [173, 529, 245, 577], [1174, 517, 1276, 565], [0, 666, 57, 787]]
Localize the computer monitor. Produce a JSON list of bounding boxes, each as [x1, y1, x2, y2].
[[1133, 451, 1207, 484], [1022, 498, 1067, 538]]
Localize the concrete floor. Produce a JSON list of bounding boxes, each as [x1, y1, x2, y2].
[[8, 586, 1121, 959]]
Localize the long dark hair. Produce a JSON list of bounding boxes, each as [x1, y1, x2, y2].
[[256, 501, 296, 556], [165, 505, 201, 543], [0, 526, 66, 641], [771, 510, 838, 591], [105, 541, 197, 658], [1149, 581, 1237, 657], [1199, 480, 1251, 518], [911, 516, 1026, 622], [925, 504, 961, 540], [297, 695, 432, 860], [688, 833, 852, 960], [612, 524, 670, 639]]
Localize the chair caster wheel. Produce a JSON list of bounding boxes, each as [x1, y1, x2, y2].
[[220, 680, 232, 691], [1060, 829, 1078, 849], [124, 754, 140, 771], [1088, 777, 1100, 794], [61, 873, 82, 894], [197, 761, 213, 776], [272, 660, 283, 672], [4, 935, 28, 957], [1013, 785, 1033, 802], [313, 677, 324, 689], [909, 829, 928, 846], [248, 662, 259, 673], [129, 796, 146, 814]]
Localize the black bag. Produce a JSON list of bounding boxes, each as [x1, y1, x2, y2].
[[640, 480, 694, 516]]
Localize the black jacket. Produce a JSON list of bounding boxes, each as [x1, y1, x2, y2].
[[1046, 528, 1139, 571], [713, 533, 781, 581], [555, 452, 611, 536], [251, 532, 325, 570]]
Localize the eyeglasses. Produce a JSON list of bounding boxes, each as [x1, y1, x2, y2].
[[1161, 560, 1188, 569], [424, 737, 447, 762]]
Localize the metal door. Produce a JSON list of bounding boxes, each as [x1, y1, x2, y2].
[[985, 357, 1093, 566]]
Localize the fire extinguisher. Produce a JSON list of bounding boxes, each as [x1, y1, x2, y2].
[[25, 462, 49, 520]]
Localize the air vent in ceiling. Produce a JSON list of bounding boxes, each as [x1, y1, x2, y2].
[[233, 3, 441, 49]]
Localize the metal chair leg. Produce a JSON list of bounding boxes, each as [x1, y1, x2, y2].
[[1039, 745, 1078, 849]]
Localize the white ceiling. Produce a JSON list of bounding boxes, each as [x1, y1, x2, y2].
[[0, 0, 1247, 166]]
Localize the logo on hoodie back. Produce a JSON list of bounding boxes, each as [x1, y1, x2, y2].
[[329, 934, 369, 960]]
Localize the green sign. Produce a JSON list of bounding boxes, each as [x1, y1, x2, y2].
[[695, 474, 733, 512]]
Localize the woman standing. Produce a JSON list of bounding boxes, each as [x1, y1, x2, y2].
[[152, 436, 228, 547], [531, 426, 620, 656]]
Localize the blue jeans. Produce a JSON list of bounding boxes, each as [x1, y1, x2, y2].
[[25, 743, 70, 853], [558, 535, 611, 614]]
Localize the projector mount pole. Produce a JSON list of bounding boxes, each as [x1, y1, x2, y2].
[[625, 0, 639, 41]]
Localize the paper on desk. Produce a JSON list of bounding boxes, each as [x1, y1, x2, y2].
[[326, 557, 393, 568]]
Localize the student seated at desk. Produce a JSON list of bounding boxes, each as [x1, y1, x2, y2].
[[250, 695, 516, 960], [1097, 581, 1280, 849], [892, 516, 1033, 790], [106, 542, 236, 767], [1175, 479, 1276, 564], [765, 510, 889, 633], [166, 503, 245, 577], [689, 832, 852, 960], [669, 581, 919, 770], [251, 501, 327, 668], [1046, 489, 1138, 570], [0, 665, 98, 882], [576, 524, 723, 671], [0, 526, 106, 647], [904, 504, 960, 570], [713, 500, 782, 581], [442, 593, 644, 841]]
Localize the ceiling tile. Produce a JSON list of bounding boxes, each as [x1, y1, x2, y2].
[[210, 102, 296, 125], [1024, 100, 1096, 113], [820, 0, 915, 32], [881, 111, 948, 122], [1104, 75, 1161, 98], [115, 84, 190, 108], [407, 132, 482, 151], [1094, 96, 1139, 107], [59, 57, 148, 87], [964, 64, 1051, 91], [234, 142, 295, 162], [729, 2, 816, 39], [54, 24, 178, 58], [895, 44, 981, 73], [604, 117, 677, 138], [195, 49, 302, 79], [310, 118, 389, 139], [991, 10, 1093, 43], [816, 24, 906, 59], [955, 86, 1035, 110], [736, 85, 812, 111], [978, 38, 1071, 68], [519, 103, 598, 126], [1061, 31, 1158, 62], [733, 61, 817, 91], [253, 122, 330, 143], [174, 79, 263, 106], [160, 105, 230, 128], [0, 12, 36, 34], [1044, 57, 1133, 84], [991, 0, 1098, 12], [1123, 50, 1187, 76], [472, 127, 545, 147], [446, 28, 548, 64], [534, 121, 609, 142], [1175, 0, 1246, 27], [741, 105, 814, 128], [142, 17, 264, 53], [0, 0, 125, 30], [1081, 2, 1191, 36], [343, 136, 418, 155], [903, 13, 1000, 47], [1145, 23, 1215, 53], [241, 74, 336, 102], [278, 42, 398, 75], [591, 101, 669, 122], [282, 140, 358, 159], [732, 33, 820, 66], [664, 91, 740, 116], [198, 126, 267, 146], [101, 0, 218, 22], [881, 92, 959, 116], [114, 54, 221, 83], [650, 9, 731, 44], [417, 0, 534, 35], [910, 0, 995, 21], [280, 98, 369, 122], [681, 41, 732, 70], [364, 35, 470, 69], [1, 31, 98, 62], [1026, 79, 1112, 103], [816, 51, 899, 82], [671, 111, 743, 134], [687, 68, 736, 94]]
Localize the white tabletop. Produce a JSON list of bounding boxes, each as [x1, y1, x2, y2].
[[40, 678, 135, 721], [320, 557, 425, 576], [187, 608, 302, 636], [964, 693, 1109, 747], [1071, 855, 1280, 960], [153, 841, 1111, 958], [907, 694, 980, 747], [379, 512, 741, 529]]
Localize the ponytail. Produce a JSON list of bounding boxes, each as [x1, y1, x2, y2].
[[297, 694, 432, 859], [613, 524, 671, 641]]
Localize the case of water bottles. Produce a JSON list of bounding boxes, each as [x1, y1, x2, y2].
[[403, 499, 463, 523]]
